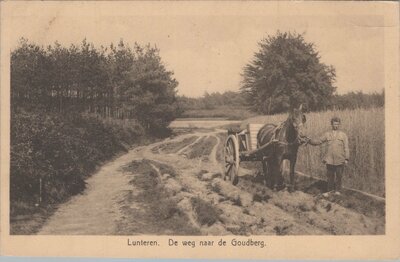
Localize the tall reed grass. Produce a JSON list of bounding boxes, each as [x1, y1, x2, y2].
[[243, 108, 385, 197]]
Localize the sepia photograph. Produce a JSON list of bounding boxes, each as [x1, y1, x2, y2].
[[1, 1, 399, 259]]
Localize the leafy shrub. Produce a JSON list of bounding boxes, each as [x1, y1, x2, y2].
[[101, 117, 145, 145], [10, 110, 145, 207]]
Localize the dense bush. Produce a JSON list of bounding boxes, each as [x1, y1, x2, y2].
[[10, 110, 145, 210]]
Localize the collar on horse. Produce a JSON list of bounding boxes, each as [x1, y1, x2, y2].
[[272, 120, 307, 147]]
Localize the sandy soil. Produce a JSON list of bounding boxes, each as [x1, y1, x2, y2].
[[38, 129, 384, 235]]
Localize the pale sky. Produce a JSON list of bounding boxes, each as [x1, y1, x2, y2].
[[3, 2, 387, 97]]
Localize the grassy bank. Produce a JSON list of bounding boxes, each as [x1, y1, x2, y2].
[[10, 110, 161, 234], [242, 107, 385, 197]]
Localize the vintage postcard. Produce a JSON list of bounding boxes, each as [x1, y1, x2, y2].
[[1, 1, 399, 260]]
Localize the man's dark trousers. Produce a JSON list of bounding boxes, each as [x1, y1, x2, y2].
[[326, 164, 344, 192]]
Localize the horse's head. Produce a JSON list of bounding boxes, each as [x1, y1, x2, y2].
[[288, 104, 307, 143]]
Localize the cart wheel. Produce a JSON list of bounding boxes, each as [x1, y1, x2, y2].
[[224, 134, 239, 185]]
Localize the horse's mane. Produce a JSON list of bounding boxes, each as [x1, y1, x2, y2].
[[277, 114, 300, 144]]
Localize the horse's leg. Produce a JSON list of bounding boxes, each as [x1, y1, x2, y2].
[[267, 159, 276, 190], [289, 155, 297, 192], [269, 157, 284, 191], [262, 157, 272, 188], [276, 157, 285, 190]]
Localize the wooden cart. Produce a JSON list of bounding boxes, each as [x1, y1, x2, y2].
[[224, 123, 281, 185]]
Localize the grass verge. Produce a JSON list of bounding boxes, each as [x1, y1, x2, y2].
[[118, 159, 199, 235]]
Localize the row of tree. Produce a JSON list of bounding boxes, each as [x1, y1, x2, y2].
[[177, 90, 384, 112], [332, 91, 384, 110], [177, 91, 247, 110], [11, 38, 179, 131]]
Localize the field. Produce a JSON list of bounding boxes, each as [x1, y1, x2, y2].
[[242, 107, 385, 197]]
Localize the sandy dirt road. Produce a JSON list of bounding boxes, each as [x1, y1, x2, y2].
[[38, 129, 384, 235]]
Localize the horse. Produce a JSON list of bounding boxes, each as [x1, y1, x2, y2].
[[256, 104, 307, 191]]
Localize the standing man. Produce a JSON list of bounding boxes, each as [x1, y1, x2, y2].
[[306, 117, 350, 196]]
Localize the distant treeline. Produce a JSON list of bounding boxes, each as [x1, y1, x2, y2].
[[178, 90, 384, 112], [11, 38, 179, 131], [331, 91, 384, 110], [178, 91, 247, 110]]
